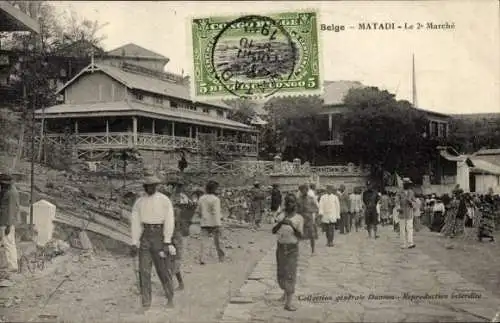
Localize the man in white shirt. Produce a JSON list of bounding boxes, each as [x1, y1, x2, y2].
[[130, 173, 176, 311], [318, 184, 340, 247]]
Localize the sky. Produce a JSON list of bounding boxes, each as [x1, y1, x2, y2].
[[51, 0, 500, 114]]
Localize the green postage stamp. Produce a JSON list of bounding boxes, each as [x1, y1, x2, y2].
[[189, 11, 321, 100]]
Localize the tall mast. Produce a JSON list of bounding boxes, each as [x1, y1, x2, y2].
[[412, 54, 418, 108]]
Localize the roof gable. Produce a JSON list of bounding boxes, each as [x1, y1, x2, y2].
[[106, 43, 168, 61]]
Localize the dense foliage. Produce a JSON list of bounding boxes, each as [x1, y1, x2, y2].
[[340, 87, 437, 184]]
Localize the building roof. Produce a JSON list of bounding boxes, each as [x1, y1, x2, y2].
[[57, 62, 233, 111], [106, 43, 169, 61], [321, 80, 450, 118], [323, 80, 364, 106], [468, 158, 500, 176], [34, 101, 255, 132], [0, 2, 40, 33], [438, 146, 467, 162]]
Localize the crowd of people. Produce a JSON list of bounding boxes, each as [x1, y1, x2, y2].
[[2, 167, 499, 314]]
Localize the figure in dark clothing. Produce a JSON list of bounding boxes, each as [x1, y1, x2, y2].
[[178, 152, 188, 173], [478, 188, 496, 242], [362, 182, 380, 239]]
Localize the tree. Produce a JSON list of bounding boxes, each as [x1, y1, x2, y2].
[[1, 1, 107, 169], [225, 99, 257, 124], [340, 87, 431, 186], [262, 96, 324, 162], [448, 115, 500, 153]]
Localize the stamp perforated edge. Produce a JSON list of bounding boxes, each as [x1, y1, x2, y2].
[[186, 9, 324, 102]]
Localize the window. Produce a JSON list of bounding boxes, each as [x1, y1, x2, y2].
[[188, 106, 197, 111], [203, 107, 209, 114], [217, 109, 224, 117], [155, 97, 163, 105], [133, 92, 144, 101], [171, 101, 178, 108]]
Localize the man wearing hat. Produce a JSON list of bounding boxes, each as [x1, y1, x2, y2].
[[130, 172, 176, 310], [397, 178, 416, 249], [0, 173, 20, 273]]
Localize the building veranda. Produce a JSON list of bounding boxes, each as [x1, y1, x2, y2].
[[33, 45, 259, 170]]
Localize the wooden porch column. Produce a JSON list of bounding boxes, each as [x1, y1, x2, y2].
[[195, 126, 199, 139], [189, 126, 193, 138], [132, 117, 138, 145], [105, 120, 109, 143], [328, 114, 333, 140], [220, 128, 224, 137], [152, 119, 155, 134], [74, 120, 79, 134]]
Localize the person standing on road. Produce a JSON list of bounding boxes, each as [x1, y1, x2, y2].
[[349, 187, 364, 231], [413, 194, 423, 232], [130, 173, 176, 311], [273, 193, 303, 312], [296, 184, 319, 255], [250, 182, 266, 229], [270, 184, 282, 221], [398, 178, 416, 249], [478, 188, 496, 242], [318, 184, 340, 247], [0, 173, 20, 274], [337, 185, 351, 234], [362, 181, 380, 239], [194, 180, 225, 265], [379, 192, 391, 226], [170, 181, 190, 291]]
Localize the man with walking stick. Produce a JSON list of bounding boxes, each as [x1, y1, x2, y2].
[[129, 172, 176, 312]]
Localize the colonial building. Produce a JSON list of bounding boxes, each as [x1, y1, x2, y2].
[[318, 80, 451, 148], [34, 44, 258, 169], [422, 146, 500, 195]]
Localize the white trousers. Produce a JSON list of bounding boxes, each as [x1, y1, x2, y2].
[[399, 217, 414, 247], [0, 225, 18, 271]]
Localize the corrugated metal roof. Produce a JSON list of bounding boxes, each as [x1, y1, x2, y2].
[[34, 101, 253, 131], [439, 150, 467, 162], [106, 43, 168, 60], [57, 62, 234, 111], [469, 158, 500, 175]]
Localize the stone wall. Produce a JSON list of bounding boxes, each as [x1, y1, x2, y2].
[[270, 174, 368, 193]]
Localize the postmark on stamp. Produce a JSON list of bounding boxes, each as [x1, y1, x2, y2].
[[190, 11, 321, 100]]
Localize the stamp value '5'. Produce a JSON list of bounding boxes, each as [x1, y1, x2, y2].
[[190, 11, 321, 100]]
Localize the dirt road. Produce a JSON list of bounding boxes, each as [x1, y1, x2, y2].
[[1, 225, 275, 323]]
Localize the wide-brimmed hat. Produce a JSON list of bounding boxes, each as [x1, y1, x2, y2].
[[143, 174, 162, 185], [403, 177, 412, 184]]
